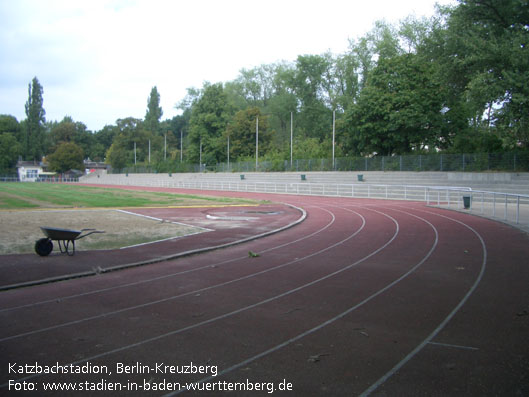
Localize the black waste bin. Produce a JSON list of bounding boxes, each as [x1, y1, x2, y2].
[[463, 195, 471, 209], [357, 174, 364, 182], [301, 174, 306, 181]]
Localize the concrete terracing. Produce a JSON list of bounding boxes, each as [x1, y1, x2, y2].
[[82, 170, 529, 195]]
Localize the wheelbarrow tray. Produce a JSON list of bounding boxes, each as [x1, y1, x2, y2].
[[36, 227, 105, 256], [40, 227, 83, 241]]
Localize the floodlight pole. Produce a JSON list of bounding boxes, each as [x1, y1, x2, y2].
[[199, 140, 202, 171], [180, 130, 183, 163], [148, 139, 151, 164], [164, 134, 167, 161], [255, 116, 259, 171], [332, 110, 335, 170], [290, 112, 293, 169], [227, 135, 230, 170], [134, 142, 136, 165]]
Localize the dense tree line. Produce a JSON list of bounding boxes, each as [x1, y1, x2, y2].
[[1, 0, 527, 174]]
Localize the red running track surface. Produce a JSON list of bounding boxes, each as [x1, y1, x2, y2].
[[1, 187, 528, 396]]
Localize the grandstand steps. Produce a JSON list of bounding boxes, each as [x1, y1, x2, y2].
[[81, 171, 529, 196]]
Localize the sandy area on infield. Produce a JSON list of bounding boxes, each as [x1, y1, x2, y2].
[[0, 209, 207, 254]]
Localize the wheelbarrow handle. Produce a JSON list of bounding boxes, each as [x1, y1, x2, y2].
[[76, 230, 105, 239]]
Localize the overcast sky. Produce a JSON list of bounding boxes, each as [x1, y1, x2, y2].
[[0, 0, 456, 131]]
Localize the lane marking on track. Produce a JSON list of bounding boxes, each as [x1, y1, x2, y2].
[[0, 203, 306, 292], [0, 205, 329, 313], [427, 341, 479, 351], [360, 208, 487, 396], [0, 206, 370, 387], [0, 207, 353, 342], [163, 206, 437, 396], [0, 207, 337, 340]]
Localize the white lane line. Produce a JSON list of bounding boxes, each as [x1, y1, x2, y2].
[[0, 208, 341, 341], [0, 204, 312, 312], [427, 341, 479, 351], [0, 206, 370, 387], [164, 206, 437, 396], [360, 208, 487, 396]]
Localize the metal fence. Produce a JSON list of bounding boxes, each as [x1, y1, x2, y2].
[[112, 152, 529, 174], [218, 152, 529, 173], [426, 187, 529, 227], [0, 176, 19, 182]]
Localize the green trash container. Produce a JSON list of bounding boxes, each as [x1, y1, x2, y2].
[[357, 174, 364, 182], [463, 195, 471, 209], [301, 174, 306, 181], [240, 174, 245, 180]]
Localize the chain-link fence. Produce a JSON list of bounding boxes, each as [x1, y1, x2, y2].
[[112, 152, 529, 174], [217, 152, 529, 173]]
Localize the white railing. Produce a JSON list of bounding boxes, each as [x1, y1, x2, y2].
[[426, 186, 529, 226], [89, 177, 471, 203], [0, 177, 80, 183]]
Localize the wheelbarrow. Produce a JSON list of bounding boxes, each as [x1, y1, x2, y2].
[[35, 227, 105, 256]]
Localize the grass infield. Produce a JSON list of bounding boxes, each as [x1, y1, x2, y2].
[[0, 183, 262, 254], [0, 183, 259, 210]]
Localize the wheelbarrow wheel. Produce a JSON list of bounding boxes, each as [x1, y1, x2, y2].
[[35, 238, 53, 256]]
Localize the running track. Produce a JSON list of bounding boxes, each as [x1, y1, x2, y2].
[[1, 188, 528, 396]]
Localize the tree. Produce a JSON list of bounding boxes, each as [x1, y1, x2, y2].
[[225, 107, 271, 160], [333, 53, 361, 111], [24, 77, 46, 160], [345, 54, 445, 155], [48, 116, 95, 160], [92, 125, 117, 161], [0, 133, 22, 173], [0, 115, 22, 138], [399, 15, 432, 54], [47, 142, 84, 173], [0, 115, 23, 172], [145, 86, 163, 135], [116, 117, 150, 160], [428, 0, 529, 150], [290, 54, 334, 139], [188, 83, 232, 164], [265, 63, 298, 148], [106, 142, 129, 170]]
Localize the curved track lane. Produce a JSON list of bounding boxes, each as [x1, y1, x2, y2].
[[1, 190, 528, 396]]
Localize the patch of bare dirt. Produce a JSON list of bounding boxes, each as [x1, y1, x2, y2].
[[0, 209, 206, 254]]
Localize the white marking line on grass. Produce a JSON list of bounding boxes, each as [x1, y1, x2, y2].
[[116, 209, 213, 231], [115, 209, 213, 249], [120, 230, 208, 249], [116, 210, 213, 232]]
